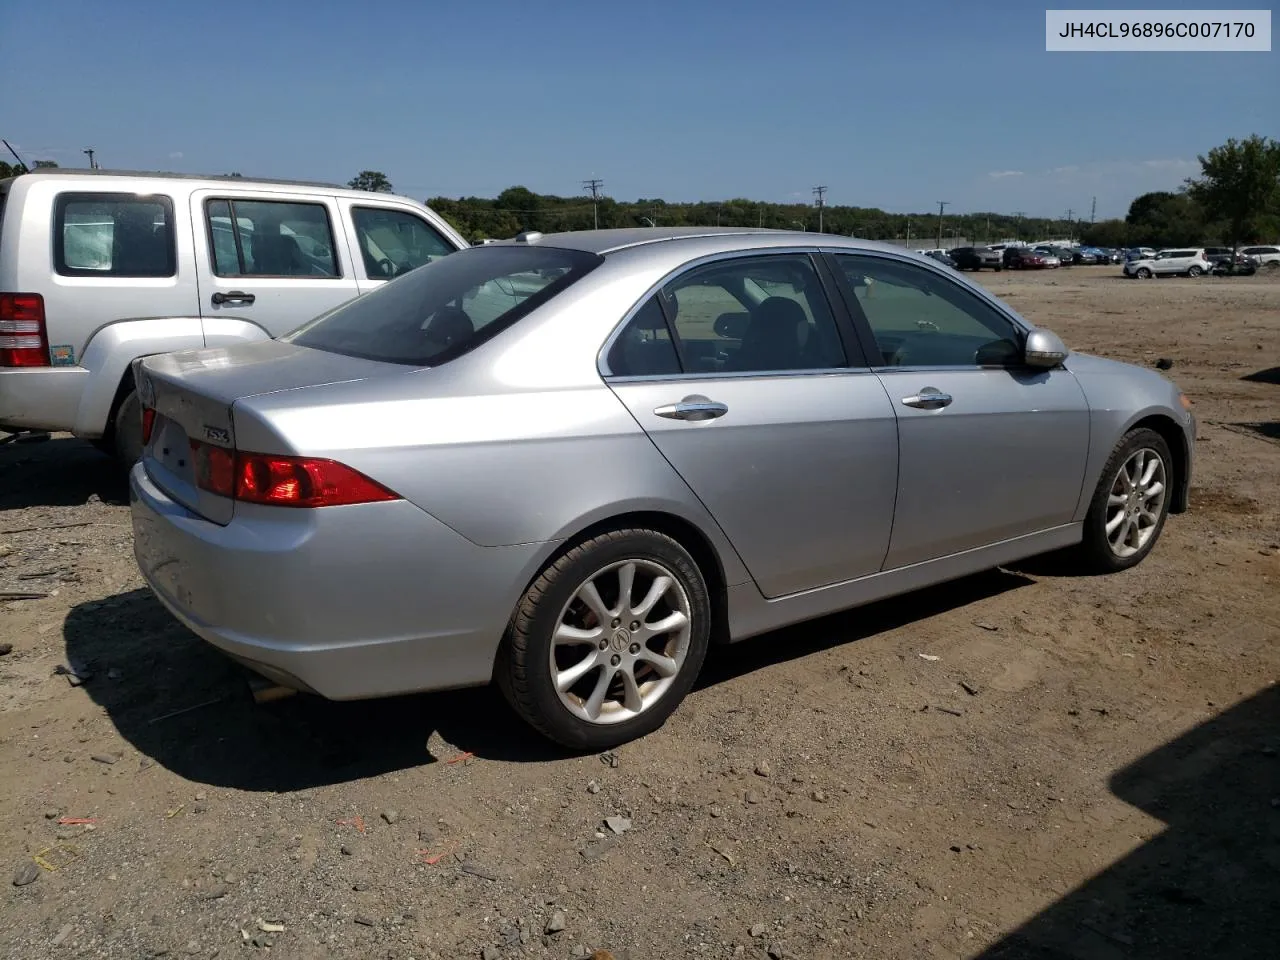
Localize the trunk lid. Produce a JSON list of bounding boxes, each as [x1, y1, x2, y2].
[[135, 339, 400, 524]]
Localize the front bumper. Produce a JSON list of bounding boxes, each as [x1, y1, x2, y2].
[[129, 462, 545, 699], [0, 367, 90, 433]]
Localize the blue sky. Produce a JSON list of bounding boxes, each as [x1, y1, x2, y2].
[[2, 0, 1275, 217]]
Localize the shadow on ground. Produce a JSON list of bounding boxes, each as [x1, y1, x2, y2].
[[980, 684, 1280, 959], [64, 569, 1032, 791], [1241, 366, 1280, 385], [0, 435, 127, 510]]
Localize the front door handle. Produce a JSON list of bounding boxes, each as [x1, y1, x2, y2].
[[211, 290, 256, 306], [654, 396, 728, 421], [901, 387, 953, 410]]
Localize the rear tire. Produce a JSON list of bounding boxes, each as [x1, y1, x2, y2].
[[1187, 265, 1202, 278], [1075, 427, 1173, 574], [497, 528, 711, 750], [112, 389, 144, 466]]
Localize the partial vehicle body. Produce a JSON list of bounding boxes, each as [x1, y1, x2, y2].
[[130, 228, 1195, 748], [924, 250, 957, 268], [0, 169, 468, 461], [948, 246, 1003, 271], [1239, 245, 1280, 269]]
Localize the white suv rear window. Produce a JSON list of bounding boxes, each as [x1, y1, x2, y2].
[[54, 193, 176, 277]]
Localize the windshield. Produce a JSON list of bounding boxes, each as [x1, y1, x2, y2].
[[285, 244, 603, 366]]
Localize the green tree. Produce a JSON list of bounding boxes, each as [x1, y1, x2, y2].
[[1124, 191, 1207, 247], [1079, 219, 1130, 248], [0, 160, 22, 178], [348, 170, 393, 193], [1186, 134, 1280, 248], [31, 159, 58, 169]]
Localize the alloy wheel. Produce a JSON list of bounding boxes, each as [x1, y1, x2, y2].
[[1105, 447, 1167, 558]]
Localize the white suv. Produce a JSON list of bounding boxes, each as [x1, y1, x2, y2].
[[0, 169, 469, 461], [1123, 248, 1212, 279], [1240, 245, 1280, 269]]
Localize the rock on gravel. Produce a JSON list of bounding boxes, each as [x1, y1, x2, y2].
[[754, 760, 772, 777], [381, 809, 400, 825], [749, 922, 767, 937], [481, 947, 500, 960], [12, 861, 40, 886], [545, 909, 567, 934]]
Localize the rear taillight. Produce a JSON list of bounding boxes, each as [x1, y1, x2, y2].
[[0, 293, 49, 367], [141, 407, 156, 445], [188, 441, 399, 508]]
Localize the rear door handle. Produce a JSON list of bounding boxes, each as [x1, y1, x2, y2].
[[211, 290, 256, 306], [901, 388, 953, 410], [654, 396, 728, 421]]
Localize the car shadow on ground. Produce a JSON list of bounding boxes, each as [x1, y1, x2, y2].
[[0, 435, 127, 510], [64, 569, 1032, 791], [978, 683, 1280, 960], [1241, 366, 1280, 385]]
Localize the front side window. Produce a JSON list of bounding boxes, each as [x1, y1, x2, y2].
[[55, 193, 176, 277], [351, 206, 455, 279], [205, 198, 339, 278], [656, 254, 846, 375], [285, 244, 602, 366], [834, 255, 1023, 367]]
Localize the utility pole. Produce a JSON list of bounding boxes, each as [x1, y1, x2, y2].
[[985, 216, 991, 243], [812, 185, 827, 233], [1090, 196, 1096, 224], [83, 148, 97, 170], [1012, 211, 1025, 240], [582, 178, 603, 230], [905, 218, 911, 243], [758, 204, 764, 228], [936, 201, 948, 248]]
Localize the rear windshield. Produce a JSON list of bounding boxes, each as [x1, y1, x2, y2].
[[285, 244, 603, 366]]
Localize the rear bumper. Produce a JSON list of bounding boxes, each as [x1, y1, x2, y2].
[[129, 462, 546, 700], [0, 367, 90, 433]]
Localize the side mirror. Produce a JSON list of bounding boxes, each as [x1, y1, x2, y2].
[[713, 312, 750, 340], [1024, 328, 1069, 368]]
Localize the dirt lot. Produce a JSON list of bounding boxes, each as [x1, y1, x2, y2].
[[1, 267, 1277, 960]]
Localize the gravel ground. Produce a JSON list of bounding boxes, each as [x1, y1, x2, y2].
[[1, 267, 1277, 960]]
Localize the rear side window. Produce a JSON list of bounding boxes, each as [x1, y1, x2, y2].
[[205, 198, 339, 278], [285, 244, 603, 366], [55, 193, 176, 277]]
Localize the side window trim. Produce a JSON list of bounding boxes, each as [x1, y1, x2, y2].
[[53, 191, 177, 278], [820, 249, 1030, 370], [599, 248, 867, 380], [202, 196, 343, 279]]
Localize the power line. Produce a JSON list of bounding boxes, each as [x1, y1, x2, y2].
[[582, 178, 603, 230], [936, 201, 949, 248], [812, 185, 827, 233]]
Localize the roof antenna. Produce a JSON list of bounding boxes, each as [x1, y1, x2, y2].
[[2, 139, 29, 173]]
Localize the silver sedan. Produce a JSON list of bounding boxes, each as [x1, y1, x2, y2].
[[129, 228, 1195, 748]]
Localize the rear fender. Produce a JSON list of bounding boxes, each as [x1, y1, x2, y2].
[[73, 317, 270, 438]]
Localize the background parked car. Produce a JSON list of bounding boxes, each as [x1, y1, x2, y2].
[[1239, 245, 1280, 269], [948, 246, 1003, 271], [924, 250, 957, 268], [1004, 247, 1052, 269], [1125, 247, 1158, 261], [0, 169, 469, 463], [1123, 248, 1212, 278]]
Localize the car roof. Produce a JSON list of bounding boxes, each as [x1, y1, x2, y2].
[[487, 226, 915, 258], [0, 167, 397, 199]]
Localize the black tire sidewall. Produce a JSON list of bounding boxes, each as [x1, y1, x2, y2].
[[502, 530, 711, 750], [1081, 428, 1173, 573], [113, 390, 144, 466]]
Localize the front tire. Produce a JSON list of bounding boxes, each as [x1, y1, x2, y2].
[[1136, 267, 1152, 279], [1076, 428, 1173, 573], [497, 529, 712, 750], [1187, 265, 1203, 277]]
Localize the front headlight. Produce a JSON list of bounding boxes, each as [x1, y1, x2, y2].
[[1179, 393, 1192, 411]]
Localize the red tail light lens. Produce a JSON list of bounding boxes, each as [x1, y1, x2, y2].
[[188, 441, 399, 508], [0, 293, 49, 367], [141, 407, 156, 445]]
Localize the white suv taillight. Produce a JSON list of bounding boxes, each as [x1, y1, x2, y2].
[[0, 293, 49, 367]]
